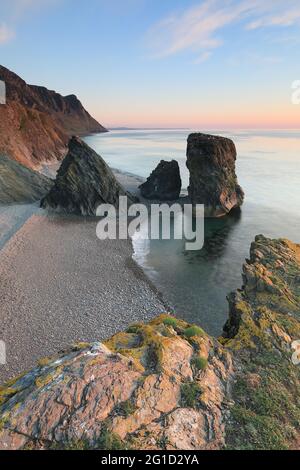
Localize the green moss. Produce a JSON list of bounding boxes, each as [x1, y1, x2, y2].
[[38, 357, 53, 367], [126, 325, 141, 334], [72, 342, 90, 351], [180, 382, 203, 408], [227, 406, 290, 450], [0, 412, 10, 433], [162, 317, 178, 328], [149, 314, 188, 331], [35, 366, 63, 389], [115, 399, 136, 418], [105, 332, 141, 352], [184, 325, 205, 339], [226, 334, 300, 450], [224, 303, 273, 351], [48, 428, 129, 451], [0, 387, 20, 406], [49, 440, 90, 450], [35, 374, 54, 389], [97, 427, 129, 450], [191, 356, 208, 371], [3, 372, 26, 388]]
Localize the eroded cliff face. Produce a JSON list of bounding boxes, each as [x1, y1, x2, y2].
[[0, 236, 299, 450], [222, 236, 300, 450], [0, 65, 107, 170], [186, 133, 244, 217], [0, 155, 53, 203]]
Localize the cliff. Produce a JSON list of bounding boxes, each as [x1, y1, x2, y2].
[[0, 235, 299, 450], [0, 154, 53, 203], [0, 65, 107, 170]]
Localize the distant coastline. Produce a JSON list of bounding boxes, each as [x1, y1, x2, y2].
[[109, 127, 191, 131]]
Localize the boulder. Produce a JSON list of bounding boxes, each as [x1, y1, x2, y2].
[[41, 137, 135, 215], [186, 133, 244, 217], [139, 160, 181, 200]]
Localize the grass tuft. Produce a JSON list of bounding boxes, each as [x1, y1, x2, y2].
[[191, 356, 208, 371], [180, 382, 203, 408], [184, 325, 205, 339], [163, 317, 178, 328]]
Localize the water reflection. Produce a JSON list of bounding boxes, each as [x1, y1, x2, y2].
[[189, 209, 242, 262], [84, 130, 300, 336]]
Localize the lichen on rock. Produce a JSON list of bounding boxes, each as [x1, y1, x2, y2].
[[0, 235, 300, 450]]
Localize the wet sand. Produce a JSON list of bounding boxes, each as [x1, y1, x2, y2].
[[0, 172, 167, 384]]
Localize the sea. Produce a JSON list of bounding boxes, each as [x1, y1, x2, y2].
[[84, 129, 300, 335]]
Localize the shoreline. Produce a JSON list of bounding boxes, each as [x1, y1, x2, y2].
[[0, 212, 168, 384], [0, 169, 168, 385], [0, 167, 146, 251]]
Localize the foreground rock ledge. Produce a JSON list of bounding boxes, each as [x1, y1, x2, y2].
[[186, 133, 244, 217], [1, 235, 300, 450]]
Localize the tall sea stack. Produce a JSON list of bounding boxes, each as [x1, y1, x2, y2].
[[186, 133, 244, 217]]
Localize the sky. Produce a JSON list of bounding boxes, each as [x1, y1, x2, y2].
[[0, 0, 300, 128]]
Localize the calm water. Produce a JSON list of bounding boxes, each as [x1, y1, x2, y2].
[[84, 130, 300, 335]]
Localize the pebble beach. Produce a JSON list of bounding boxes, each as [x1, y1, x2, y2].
[[0, 172, 166, 383]]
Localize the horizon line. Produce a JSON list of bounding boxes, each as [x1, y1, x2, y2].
[[107, 127, 300, 131]]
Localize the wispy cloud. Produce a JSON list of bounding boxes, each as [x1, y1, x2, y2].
[[0, 0, 60, 45], [0, 23, 15, 45], [146, 0, 300, 61], [246, 5, 300, 30], [194, 51, 212, 64]]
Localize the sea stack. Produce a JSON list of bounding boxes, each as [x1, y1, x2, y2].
[[139, 160, 182, 200], [41, 137, 135, 215], [186, 133, 244, 217]]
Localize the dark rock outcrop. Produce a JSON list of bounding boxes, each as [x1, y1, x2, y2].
[[0, 65, 107, 169], [0, 154, 53, 203], [186, 133, 244, 217], [1, 235, 299, 450], [41, 137, 135, 215], [139, 160, 181, 200]]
